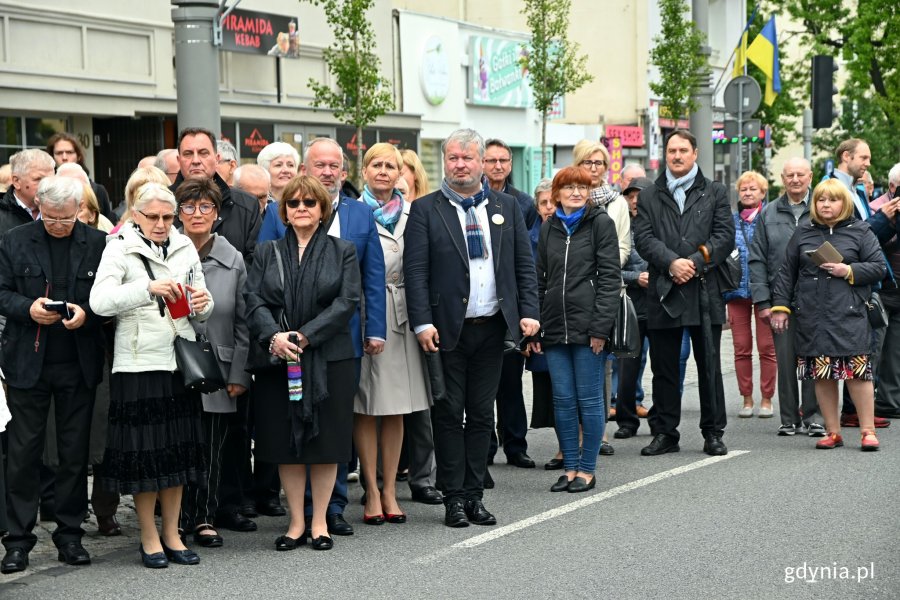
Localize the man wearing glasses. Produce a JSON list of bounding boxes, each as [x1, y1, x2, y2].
[[0, 176, 107, 573], [170, 127, 261, 265], [483, 139, 539, 475]]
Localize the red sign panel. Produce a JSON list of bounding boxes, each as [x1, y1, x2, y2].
[[605, 125, 644, 148]]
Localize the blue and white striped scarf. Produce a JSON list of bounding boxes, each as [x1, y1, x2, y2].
[[441, 177, 490, 260]]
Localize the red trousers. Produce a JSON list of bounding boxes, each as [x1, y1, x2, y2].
[[727, 298, 776, 398]]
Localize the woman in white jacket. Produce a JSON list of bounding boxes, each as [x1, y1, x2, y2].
[[90, 182, 213, 569]]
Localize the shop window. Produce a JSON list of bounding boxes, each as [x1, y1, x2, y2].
[[25, 118, 67, 148], [0, 117, 23, 147]]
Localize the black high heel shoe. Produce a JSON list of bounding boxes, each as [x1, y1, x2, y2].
[[274, 533, 307, 551], [161, 540, 200, 565], [139, 544, 168, 569]]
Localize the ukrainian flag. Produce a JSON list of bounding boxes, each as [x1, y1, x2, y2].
[[747, 16, 782, 105], [731, 4, 758, 79]]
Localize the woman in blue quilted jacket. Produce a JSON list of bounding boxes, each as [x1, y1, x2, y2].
[[724, 171, 776, 418]]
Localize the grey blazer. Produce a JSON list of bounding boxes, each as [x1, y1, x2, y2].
[[194, 234, 251, 412]]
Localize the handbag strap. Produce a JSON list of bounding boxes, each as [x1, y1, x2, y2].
[[138, 254, 167, 317]]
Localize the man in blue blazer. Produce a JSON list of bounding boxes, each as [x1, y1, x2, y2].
[[257, 137, 387, 536], [404, 129, 540, 528]]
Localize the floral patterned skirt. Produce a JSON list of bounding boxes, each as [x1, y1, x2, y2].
[[797, 355, 873, 381]]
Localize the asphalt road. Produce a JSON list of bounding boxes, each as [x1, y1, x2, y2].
[[2, 330, 898, 599]]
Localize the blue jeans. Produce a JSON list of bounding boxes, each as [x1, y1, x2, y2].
[[679, 328, 691, 397], [545, 344, 605, 474]]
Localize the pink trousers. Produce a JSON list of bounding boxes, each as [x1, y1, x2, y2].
[[727, 298, 776, 398]]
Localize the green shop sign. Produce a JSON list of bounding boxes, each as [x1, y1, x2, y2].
[[469, 36, 532, 108]]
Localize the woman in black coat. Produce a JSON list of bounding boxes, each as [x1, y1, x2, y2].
[[771, 179, 885, 451], [530, 166, 621, 493], [244, 175, 361, 550]]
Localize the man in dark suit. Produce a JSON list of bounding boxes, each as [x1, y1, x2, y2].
[[0, 176, 107, 574], [483, 138, 538, 472], [257, 137, 387, 536], [405, 128, 540, 528]]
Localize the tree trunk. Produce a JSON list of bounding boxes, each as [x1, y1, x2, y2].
[[540, 109, 548, 179], [356, 123, 364, 183]]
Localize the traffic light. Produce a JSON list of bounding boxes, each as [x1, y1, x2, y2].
[[811, 55, 838, 129]]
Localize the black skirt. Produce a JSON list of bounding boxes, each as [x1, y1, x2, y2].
[[98, 371, 208, 495], [254, 358, 356, 464]]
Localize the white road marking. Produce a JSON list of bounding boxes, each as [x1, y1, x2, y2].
[[415, 450, 750, 564]]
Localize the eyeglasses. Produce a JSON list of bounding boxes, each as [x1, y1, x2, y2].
[[561, 184, 589, 193], [180, 203, 216, 215], [43, 215, 78, 226], [580, 160, 607, 169], [286, 198, 318, 209], [137, 210, 176, 224], [484, 158, 511, 166]]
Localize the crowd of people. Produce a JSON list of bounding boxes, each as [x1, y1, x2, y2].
[[0, 125, 896, 574]]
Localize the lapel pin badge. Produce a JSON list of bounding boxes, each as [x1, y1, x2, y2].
[[491, 214, 504, 225]]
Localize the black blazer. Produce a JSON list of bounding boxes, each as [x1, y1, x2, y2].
[[404, 188, 540, 351], [0, 221, 107, 389]]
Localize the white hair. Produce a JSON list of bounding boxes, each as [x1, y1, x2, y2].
[[133, 182, 176, 212], [217, 139, 237, 162], [257, 142, 300, 171], [10, 149, 55, 176], [56, 162, 90, 185], [442, 129, 485, 158], [36, 175, 82, 210], [888, 163, 900, 187], [233, 164, 271, 188]]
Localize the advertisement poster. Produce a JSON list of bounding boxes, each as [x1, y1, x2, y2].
[[469, 35, 531, 108], [221, 9, 301, 58]]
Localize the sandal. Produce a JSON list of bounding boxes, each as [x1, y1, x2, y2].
[[861, 430, 880, 452], [193, 524, 224, 547]]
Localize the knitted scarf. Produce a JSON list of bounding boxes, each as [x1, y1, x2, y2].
[[666, 163, 699, 214], [555, 205, 586, 235], [441, 176, 490, 260], [362, 185, 403, 233]]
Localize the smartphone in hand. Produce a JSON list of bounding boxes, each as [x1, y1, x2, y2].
[[44, 300, 72, 319]]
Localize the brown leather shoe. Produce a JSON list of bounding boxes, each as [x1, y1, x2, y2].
[[97, 514, 122, 536]]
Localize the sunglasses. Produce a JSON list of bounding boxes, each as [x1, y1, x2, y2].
[[285, 198, 318, 209]]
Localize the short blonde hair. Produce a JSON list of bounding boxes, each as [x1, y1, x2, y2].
[[363, 143, 403, 171], [122, 166, 171, 223], [810, 179, 855, 225], [735, 171, 768, 195], [572, 140, 609, 168]]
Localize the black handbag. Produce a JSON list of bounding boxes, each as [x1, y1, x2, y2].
[[608, 288, 641, 358], [716, 247, 743, 293], [866, 292, 888, 329], [247, 245, 289, 372]]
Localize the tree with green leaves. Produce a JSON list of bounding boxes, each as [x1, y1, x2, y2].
[[519, 0, 592, 178], [304, 0, 394, 179], [774, 0, 900, 180], [649, 0, 707, 121]]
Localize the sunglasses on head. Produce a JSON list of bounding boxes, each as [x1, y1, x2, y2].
[[286, 198, 318, 209]]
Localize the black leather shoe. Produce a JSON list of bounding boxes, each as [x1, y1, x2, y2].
[[311, 535, 333, 550], [326, 513, 354, 536], [599, 441, 615, 456], [444, 500, 469, 528], [193, 526, 224, 548], [216, 510, 258, 532], [97, 514, 122, 537], [506, 452, 536, 468], [1, 548, 29, 574], [614, 427, 637, 439], [239, 503, 258, 518], [703, 435, 728, 456], [483, 468, 495, 489], [256, 498, 287, 517], [641, 434, 680, 456], [544, 457, 564, 470], [411, 486, 443, 505], [550, 475, 571, 492], [138, 545, 167, 569], [161, 541, 200, 565], [464, 500, 497, 526], [568, 476, 596, 493], [275, 534, 306, 551], [57, 541, 91, 566]]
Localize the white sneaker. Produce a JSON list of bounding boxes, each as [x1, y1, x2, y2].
[[738, 406, 754, 418], [347, 468, 359, 482], [807, 423, 827, 437], [777, 424, 797, 436]]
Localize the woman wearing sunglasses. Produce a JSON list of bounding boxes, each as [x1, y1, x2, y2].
[[90, 182, 213, 568], [245, 175, 361, 551], [174, 178, 251, 549]]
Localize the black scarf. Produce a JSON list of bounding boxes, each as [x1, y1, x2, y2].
[[281, 225, 330, 456]]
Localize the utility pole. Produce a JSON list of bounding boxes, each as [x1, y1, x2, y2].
[[171, 1, 221, 135], [690, 0, 713, 176]]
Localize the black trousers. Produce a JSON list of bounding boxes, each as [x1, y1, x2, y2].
[[182, 411, 229, 530], [431, 315, 506, 503], [647, 325, 727, 442], [3, 362, 94, 551], [615, 320, 649, 433], [489, 351, 529, 460]]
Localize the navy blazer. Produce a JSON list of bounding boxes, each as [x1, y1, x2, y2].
[[404, 188, 540, 351], [256, 195, 386, 355], [0, 221, 107, 389]]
